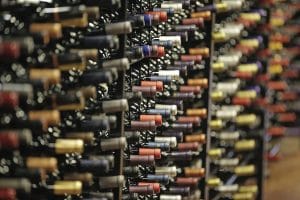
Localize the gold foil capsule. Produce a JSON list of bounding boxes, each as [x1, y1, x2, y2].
[[206, 178, 221, 187], [210, 119, 223, 130], [26, 157, 57, 172], [211, 90, 225, 102], [234, 140, 256, 151], [234, 165, 255, 176], [53, 181, 82, 195], [208, 148, 224, 158], [55, 139, 84, 154], [236, 114, 257, 126], [233, 192, 254, 200]]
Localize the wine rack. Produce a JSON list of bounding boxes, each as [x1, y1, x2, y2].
[[0, 0, 299, 200]]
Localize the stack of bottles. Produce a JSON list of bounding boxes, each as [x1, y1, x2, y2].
[[206, 1, 268, 200], [0, 1, 131, 199], [0, 0, 299, 200], [263, 2, 300, 163], [123, 0, 212, 199]]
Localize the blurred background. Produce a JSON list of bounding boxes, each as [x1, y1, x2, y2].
[[266, 138, 300, 200]]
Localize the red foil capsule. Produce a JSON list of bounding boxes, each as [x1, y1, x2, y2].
[[0, 92, 19, 109], [129, 155, 155, 166], [235, 44, 254, 55], [267, 81, 288, 90], [139, 114, 163, 126], [232, 97, 252, 106], [283, 70, 299, 78], [255, 98, 268, 106], [270, 34, 290, 43], [0, 188, 16, 200], [141, 81, 164, 92], [177, 142, 200, 151], [237, 19, 256, 27], [267, 153, 281, 161], [129, 185, 154, 194], [182, 18, 204, 27], [267, 104, 287, 113], [257, 49, 272, 58], [180, 55, 202, 63], [233, 71, 254, 79], [175, 177, 199, 186], [132, 86, 157, 97], [138, 182, 160, 193], [0, 132, 19, 149], [255, 74, 270, 82], [269, 58, 289, 66], [277, 113, 297, 123], [278, 92, 298, 101], [0, 42, 20, 60], [139, 148, 161, 159], [149, 45, 165, 58], [145, 11, 167, 22], [157, 46, 165, 57], [267, 127, 285, 137], [130, 120, 156, 131], [179, 86, 201, 94], [177, 116, 201, 126]]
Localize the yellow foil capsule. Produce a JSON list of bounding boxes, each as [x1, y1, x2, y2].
[[235, 140, 256, 151], [271, 18, 284, 27], [216, 3, 228, 12], [207, 178, 221, 187], [269, 42, 283, 51], [239, 185, 258, 193], [212, 62, 225, 72], [55, 139, 84, 154], [208, 148, 224, 158], [211, 90, 225, 102], [240, 13, 261, 21], [236, 90, 257, 99], [234, 165, 255, 176], [236, 114, 257, 126], [212, 31, 227, 42], [239, 39, 259, 48], [237, 64, 259, 73], [210, 119, 223, 130], [54, 181, 82, 195], [233, 192, 254, 200], [269, 64, 283, 74]]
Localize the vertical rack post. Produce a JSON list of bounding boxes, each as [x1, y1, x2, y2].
[[258, 5, 272, 200], [203, 1, 215, 199], [114, 1, 127, 199]]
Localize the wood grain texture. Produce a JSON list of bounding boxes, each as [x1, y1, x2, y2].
[[265, 152, 300, 200]]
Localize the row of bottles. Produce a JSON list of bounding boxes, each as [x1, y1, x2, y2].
[[205, 1, 269, 200], [122, 0, 212, 199], [0, 0, 131, 199], [263, 2, 300, 165], [0, 0, 299, 200]]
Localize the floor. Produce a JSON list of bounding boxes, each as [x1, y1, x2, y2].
[[265, 152, 300, 200]]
